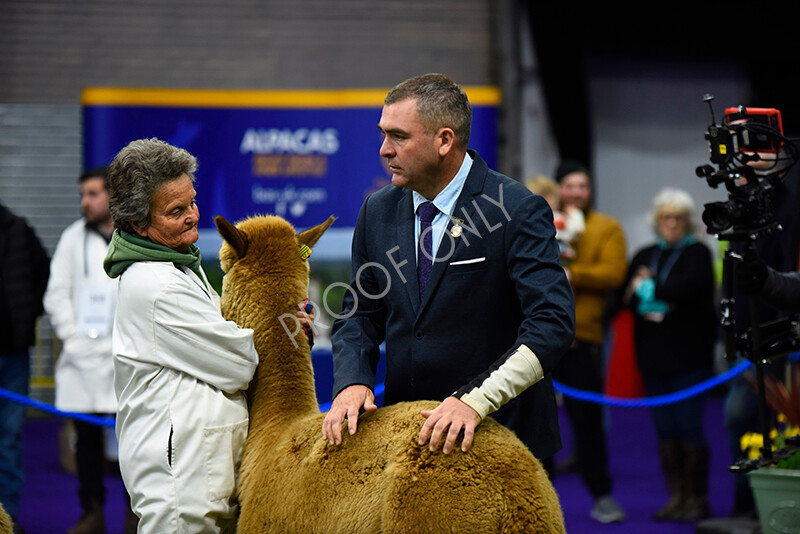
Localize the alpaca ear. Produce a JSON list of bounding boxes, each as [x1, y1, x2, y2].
[[214, 215, 249, 258], [296, 215, 336, 248]]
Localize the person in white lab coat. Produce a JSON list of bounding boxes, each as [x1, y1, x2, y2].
[[44, 166, 136, 534], [103, 138, 312, 533]]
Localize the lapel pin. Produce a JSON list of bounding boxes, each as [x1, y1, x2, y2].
[[449, 218, 464, 238]]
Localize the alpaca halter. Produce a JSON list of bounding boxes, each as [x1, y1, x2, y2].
[[298, 244, 312, 261]]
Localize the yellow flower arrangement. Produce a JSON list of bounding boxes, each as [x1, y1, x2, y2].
[[741, 414, 800, 469], [740, 362, 800, 470]]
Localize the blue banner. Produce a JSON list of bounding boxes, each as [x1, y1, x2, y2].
[[82, 87, 500, 239]]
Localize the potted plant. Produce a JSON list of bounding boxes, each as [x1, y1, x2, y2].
[[740, 361, 800, 534]]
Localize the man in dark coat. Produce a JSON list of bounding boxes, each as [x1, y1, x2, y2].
[[321, 73, 575, 463], [0, 202, 50, 531]]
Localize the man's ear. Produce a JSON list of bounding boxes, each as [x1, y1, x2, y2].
[[436, 127, 456, 157]]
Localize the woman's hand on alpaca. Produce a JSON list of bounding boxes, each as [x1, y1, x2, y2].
[[321, 385, 378, 445], [419, 397, 481, 454], [294, 300, 316, 345], [297, 299, 315, 326]]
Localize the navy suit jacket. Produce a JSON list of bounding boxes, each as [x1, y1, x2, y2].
[[331, 150, 575, 458]]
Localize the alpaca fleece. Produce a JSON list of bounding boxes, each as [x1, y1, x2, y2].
[[215, 214, 565, 534], [0, 501, 12, 534]]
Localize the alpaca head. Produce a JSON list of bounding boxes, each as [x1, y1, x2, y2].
[[214, 214, 335, 330]]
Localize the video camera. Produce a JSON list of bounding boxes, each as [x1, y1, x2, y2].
[[696, 95, 800, 364], [696, 95, 800, 472], [696, 95, 797, 237]]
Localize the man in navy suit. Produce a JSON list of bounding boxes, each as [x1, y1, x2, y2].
[[321, 73, 575, 463]]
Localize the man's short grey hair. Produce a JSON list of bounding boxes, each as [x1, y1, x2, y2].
[[108, 138, 197, 233], [385, 73, 472, 148], [648, 187, 698, 235]]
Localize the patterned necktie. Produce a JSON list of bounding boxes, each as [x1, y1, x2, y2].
[[417, 201, 438, 299]]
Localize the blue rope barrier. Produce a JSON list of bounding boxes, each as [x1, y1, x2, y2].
[[553, 359, 753, 407], [0, 387, 115, 427], [2, 360, 753, 423]]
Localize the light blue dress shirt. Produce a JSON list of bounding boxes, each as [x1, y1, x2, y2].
[[412, 152, 473, 263]]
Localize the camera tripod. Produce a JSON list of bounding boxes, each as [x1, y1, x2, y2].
[[718, 229, 800, 473]]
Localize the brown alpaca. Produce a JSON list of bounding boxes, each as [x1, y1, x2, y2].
[[0, 501, 12, 534], [215, 214, 566, 534]]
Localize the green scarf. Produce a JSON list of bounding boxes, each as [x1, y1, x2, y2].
[[104, 229, 204, 281]]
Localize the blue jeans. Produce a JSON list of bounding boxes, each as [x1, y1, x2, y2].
[[644, 367, 712, 445], [0, 353, 30, 517]]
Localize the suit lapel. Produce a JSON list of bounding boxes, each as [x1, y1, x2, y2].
[[396, 191, 420, 314], [418, 151, 488, 313]]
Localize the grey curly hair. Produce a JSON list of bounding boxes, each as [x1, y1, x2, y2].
[[107, 138, 197, 233]]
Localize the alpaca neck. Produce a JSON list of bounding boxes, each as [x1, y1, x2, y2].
[[246, 317, 320, 431]]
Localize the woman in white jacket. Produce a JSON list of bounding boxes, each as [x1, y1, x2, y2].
[[103, 138, 311, 533]]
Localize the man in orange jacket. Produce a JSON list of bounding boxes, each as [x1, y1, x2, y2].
[[552, 160, 628, 524]]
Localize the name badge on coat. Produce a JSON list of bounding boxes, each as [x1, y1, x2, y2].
[[77, 285, 114, 338]]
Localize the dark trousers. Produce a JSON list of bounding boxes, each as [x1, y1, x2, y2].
[[644, 368, 711, 444], [552, 341, 612, 499], [0, 353, 30, 517], [74, 417, 109, 512]]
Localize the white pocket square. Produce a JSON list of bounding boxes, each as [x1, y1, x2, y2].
[[450, 257, 486, 266]]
